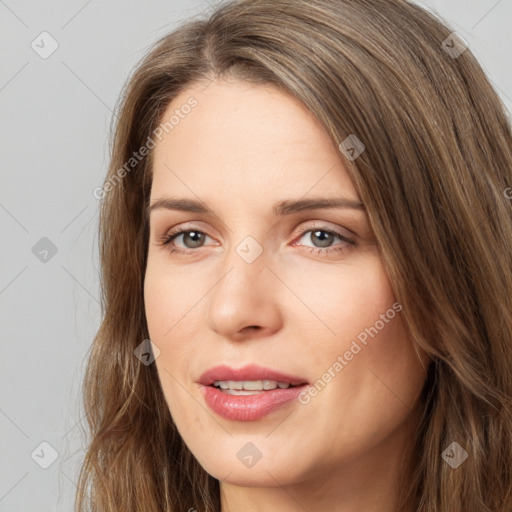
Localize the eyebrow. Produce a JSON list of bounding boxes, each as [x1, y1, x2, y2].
[[147, 196, 365, 220]]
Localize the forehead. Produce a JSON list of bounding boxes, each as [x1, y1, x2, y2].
[[150, 79, 358, 204]]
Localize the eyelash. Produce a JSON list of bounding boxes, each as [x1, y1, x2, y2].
[[156, 224, 356, 257]]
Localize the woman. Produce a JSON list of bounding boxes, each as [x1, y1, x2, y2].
[[76, 0, 512, 510]]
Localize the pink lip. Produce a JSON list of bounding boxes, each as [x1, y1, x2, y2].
[[198, 364, 308, 386], [198, 364, 309, 421], [200, 385, 308, 421]]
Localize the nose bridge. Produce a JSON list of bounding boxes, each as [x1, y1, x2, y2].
[[206, 234, 282, 337], [214, 234, 269, 303]]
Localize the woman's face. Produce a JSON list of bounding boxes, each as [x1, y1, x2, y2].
[[144, 79, 428, 495]]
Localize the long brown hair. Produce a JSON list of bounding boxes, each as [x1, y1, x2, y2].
[[76, 0, 512, 510]]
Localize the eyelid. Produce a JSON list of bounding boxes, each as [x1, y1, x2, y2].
[[156, 220, 357, 255], [293, 220, 356, 239], [158, 221, 351, 242], [157, 219, 217, 239], [156, 224, 218, 248], [290, 223, 356, 253]]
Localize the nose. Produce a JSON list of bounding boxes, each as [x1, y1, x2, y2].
[[206, 244, 283, 341]]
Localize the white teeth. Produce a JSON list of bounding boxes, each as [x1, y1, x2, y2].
[[223, 389, 262, 395], [243, 380, 263, 390], [263, 380, 277, 390], [212, 380, 292, 391]]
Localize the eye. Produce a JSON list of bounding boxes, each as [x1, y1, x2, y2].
[[157, 228, 215, 253], [293, 226, 355, 255], [173, 230, 209, 249], [156, 224, 356, 257]]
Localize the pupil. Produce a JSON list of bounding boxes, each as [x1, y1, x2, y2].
[[312, 230, 333, 248], [184, 231, 204, 248], [181, 230, 334, 249]]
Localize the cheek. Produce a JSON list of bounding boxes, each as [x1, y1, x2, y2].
[[316, 261, 421, 403], [143, 259, 200, 342], [143, 262, 196, 409], [295, 257, 424, 416], [282, 253, 398, 348], [144, 266, 197, 426], [143, 256, 212, 374]]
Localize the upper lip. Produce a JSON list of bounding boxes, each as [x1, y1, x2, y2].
[[198, 364, 309, 386]]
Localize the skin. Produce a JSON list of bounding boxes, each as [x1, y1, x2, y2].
[[144, 78, 429, 512]]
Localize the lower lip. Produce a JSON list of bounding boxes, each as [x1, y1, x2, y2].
[[200, 385, 308, 421]]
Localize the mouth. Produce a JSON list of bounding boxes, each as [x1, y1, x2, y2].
[[197, 364, 309, 421], [210, 379, 305, 395], [198, 363, 309, 389]]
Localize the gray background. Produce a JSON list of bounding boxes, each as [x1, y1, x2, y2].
[[0, 0, 510, 510]]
